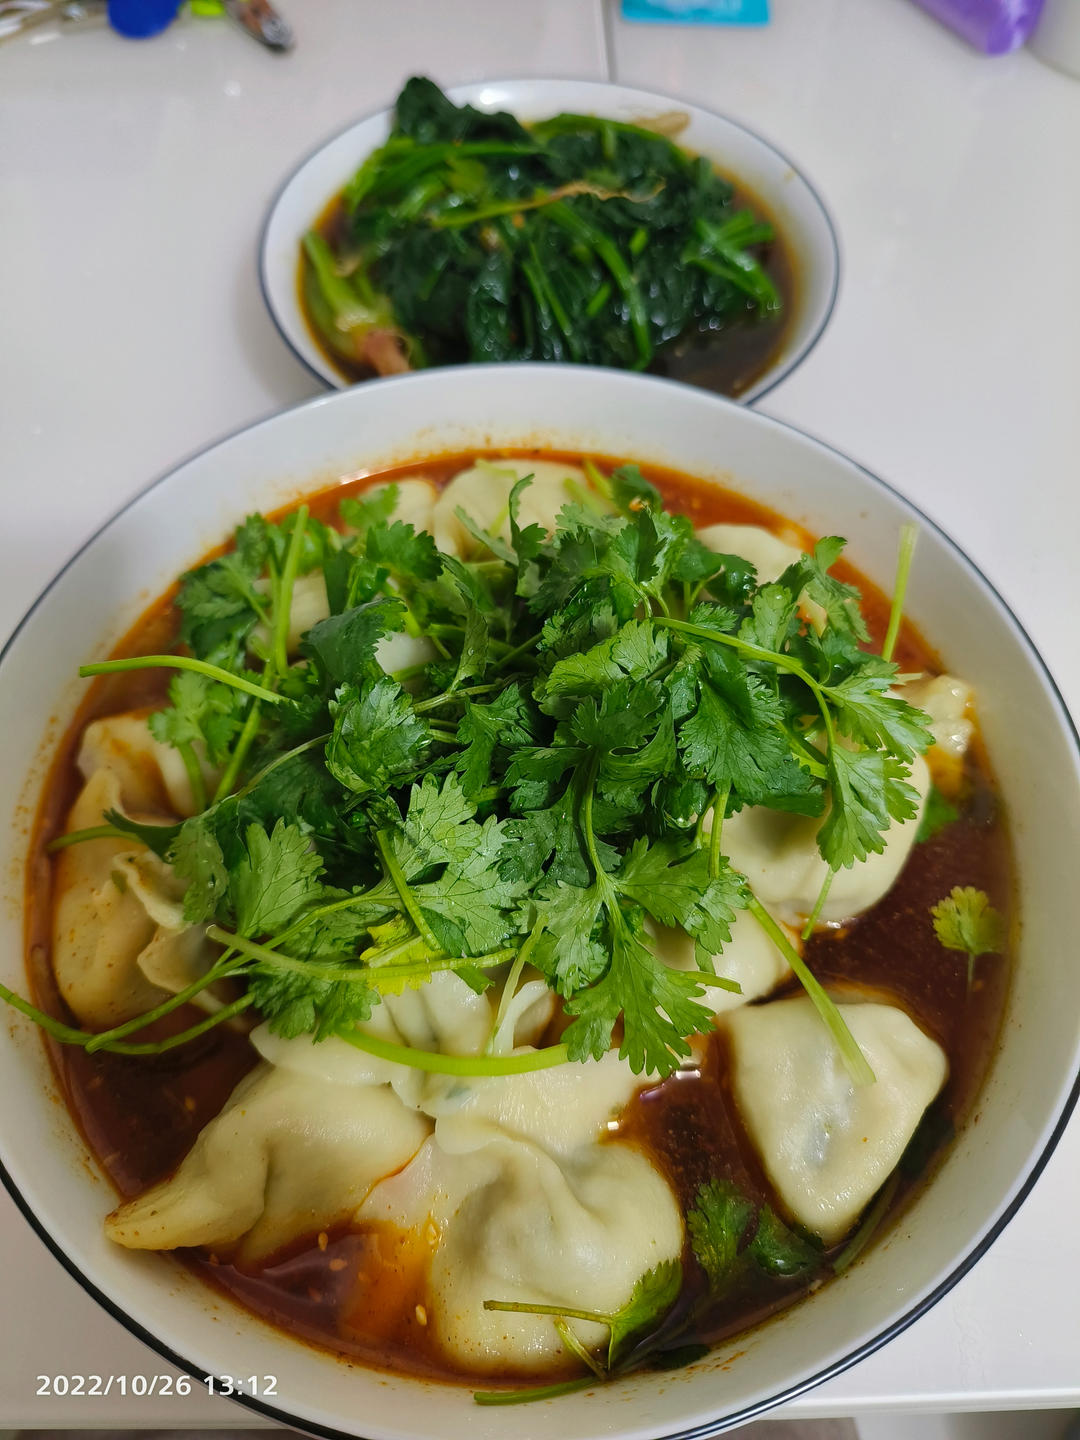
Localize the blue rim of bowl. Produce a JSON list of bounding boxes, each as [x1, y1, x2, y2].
[[256, 77, 842, 408], [1, 368, 1076, 1440]]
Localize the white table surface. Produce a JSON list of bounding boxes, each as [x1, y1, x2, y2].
[[2, 0, 1079, 1426]]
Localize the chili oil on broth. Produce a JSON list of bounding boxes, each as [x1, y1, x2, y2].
[[299, 177, 796, 398], [26, 453, 1012, 1386]]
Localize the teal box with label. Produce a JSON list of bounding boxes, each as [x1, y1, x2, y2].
[[622, 0, 769, 23]]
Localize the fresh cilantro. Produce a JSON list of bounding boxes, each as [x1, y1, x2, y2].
[[931, 886, 1005, 985], [23, 461, 951, 1089], [687, 1179, 755, 1289], [301, 597, 406, 688], [169, 816, 229, 925], [688, 1179, 820, 1290], [326, 678, 431, 797], [230, 819, 324, 937]]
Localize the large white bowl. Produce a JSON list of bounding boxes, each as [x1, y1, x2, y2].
[[260, 78, 840, 403], [1, 367, 1078, 1440]]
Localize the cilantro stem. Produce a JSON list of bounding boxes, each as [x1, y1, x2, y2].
[[746, 894, 875, 1086], [375, 829, 442, 952], [882, 524, 918, 664], [205, 926, 514, 988], [554, 1318, 607, 1380], [99, 994, 253, 1054], [233, 731, 332, 801], [79, 656, 284, 705], [473, 1377, 594, 1406], [832, 1171, 900, 1273], [176, 740, 207, 814], [413, 681, 505, 713], [0, 978, 252, 1054], [707, 785, 729, 880], [485, 1298, 613, 1326], [338, 1028, 570, 1075], [0, 981, 97, 1046], [801, 868, 837, 940], [491, 630, 544, 674], [488, 918, 543, 1050], [84, 957, 243, 1052], [271, 504, 309, 677], [46, 824, 127, 853], [213, 661, 273, 804]]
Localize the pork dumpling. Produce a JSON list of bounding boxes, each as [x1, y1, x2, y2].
[[726, 996, 947, 1243], [432, 458, 587, 557], [105, 1049, 430, 1264], [649, 906, 795, 1016], [77, 712, 216, 819], [52, 770, 166, 1027], [902, 673, 973, 792], [52, 769, 217, 1028], [359, 1052, 683, 1374], [351, 477, 438, 537], [720, 753, 932, 927], [696, 522, 802, 582]]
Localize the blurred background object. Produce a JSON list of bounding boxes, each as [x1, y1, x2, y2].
[[908, 0, 1044, 53]]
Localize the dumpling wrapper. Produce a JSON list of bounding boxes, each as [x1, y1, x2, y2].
[[726, 996, 947, 1243], [359, 1050, 683, 1374], [696, 523, 802, 582], [52, 768, 218, 1028], [78, 712, 217, 820], [432, 459, 587, 557], [105, 1054, 430, 1265], [649, 906, 795, 1016], [719, 753, 932, 927]]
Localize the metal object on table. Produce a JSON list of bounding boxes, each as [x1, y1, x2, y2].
[[222, 0, 292, 50], [0, 0, 105, 44]]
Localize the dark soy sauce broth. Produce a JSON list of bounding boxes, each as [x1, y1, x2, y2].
[[26, 455, 1012, 1385]]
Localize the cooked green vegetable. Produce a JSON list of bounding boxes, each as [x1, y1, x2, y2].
[[300, 77, 785, 380]]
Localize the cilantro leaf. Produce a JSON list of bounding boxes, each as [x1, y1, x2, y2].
[[747, 1207, 819, 1277], [824, 667, 933, 763], [687, 1179, 755, 1290], [541, 620, 668, 699], [617, 839, 745, 956], [248, 955, 376, 1041], [453, 684, 538, 798], [778, 537, 869, 642], [339, 484, 400, 533], [917, 785, 960, 844], [326, 678, 431, 797], [169, 816, 229, 925], [562, 913, 714, 1076], [301, 597, 406, 688], [149, 670, 244, 767], [230, 819, 324, 937], [365, 518, 443, 581], [817, 748, 919, 870], [931, 886, 1005, 984], [606, 1260, 682, 1369]]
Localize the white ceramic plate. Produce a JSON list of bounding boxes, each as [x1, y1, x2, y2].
[[259, 78, 840, 403], [1, 367, 1078, 1440]]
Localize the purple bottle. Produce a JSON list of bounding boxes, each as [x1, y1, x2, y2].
[[910, 0, 1045, 53]]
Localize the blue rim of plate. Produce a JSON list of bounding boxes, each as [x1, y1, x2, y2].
[[256, 77, 842, 408], [1, 368, 1077, 1440]]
